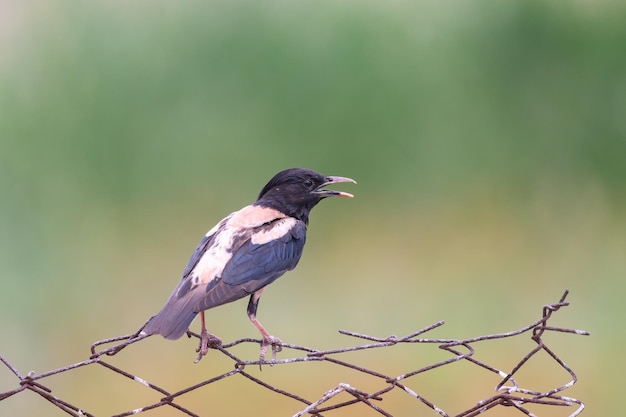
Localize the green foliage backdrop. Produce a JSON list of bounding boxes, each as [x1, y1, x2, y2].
[[1, 0, 624, 415]]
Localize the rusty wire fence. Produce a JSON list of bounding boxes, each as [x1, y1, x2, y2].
[[1, 290, 588, 417]]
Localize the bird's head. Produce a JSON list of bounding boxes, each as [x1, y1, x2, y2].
[[256, 168, 356, 223]]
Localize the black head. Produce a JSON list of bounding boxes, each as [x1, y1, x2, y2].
[[255, 168, 355, 223]]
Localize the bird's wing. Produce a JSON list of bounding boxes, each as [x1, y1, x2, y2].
[[221, 218, 306, 286], [192, 216, 307, 311]]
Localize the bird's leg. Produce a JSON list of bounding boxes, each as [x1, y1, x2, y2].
[[247, 290, 282, 366], [198, 311, 210, 358], [194, 311, 222, 363]]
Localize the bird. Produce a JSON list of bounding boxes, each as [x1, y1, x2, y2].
[[141, 168, 355, 363]]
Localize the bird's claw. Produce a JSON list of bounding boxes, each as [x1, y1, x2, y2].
[[259, 335, 282, 368], [194, 330, 222, 363]]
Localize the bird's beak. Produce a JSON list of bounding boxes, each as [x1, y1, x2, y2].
[[313, 176, 356, 198]]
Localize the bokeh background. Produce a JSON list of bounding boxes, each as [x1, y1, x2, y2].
[[1, 0, 624, 415]]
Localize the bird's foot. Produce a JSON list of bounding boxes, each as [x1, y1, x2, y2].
[[259, 335, 282, 368], [194, 329, 222, 363]]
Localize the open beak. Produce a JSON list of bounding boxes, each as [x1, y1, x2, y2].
[[313, 175, 356, 198]]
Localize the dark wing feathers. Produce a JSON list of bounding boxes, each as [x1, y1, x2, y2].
[[221, 221, 306, 285]]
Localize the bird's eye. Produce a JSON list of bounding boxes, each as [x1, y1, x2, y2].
[[304, 179, 314, 188]]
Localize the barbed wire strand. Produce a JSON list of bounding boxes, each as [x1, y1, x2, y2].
[[0, 289, 589, 417]]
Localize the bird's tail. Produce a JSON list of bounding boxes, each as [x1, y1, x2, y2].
[[141, 299, 198, 340]]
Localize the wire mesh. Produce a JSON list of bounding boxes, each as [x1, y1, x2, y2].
[[0, 289, 589, 417]]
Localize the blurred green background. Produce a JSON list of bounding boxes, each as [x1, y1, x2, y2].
[[1, 0, 624, 415]]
